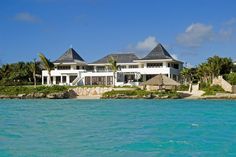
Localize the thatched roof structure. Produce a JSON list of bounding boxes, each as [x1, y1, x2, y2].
[[140, 74, 180, 86]]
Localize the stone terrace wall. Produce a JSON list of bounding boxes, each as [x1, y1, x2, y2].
[[232, 85, 236, 94], [72, 87, 113, 96]]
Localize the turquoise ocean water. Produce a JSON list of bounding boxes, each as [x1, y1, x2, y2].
[[0, 99, 236, 157]]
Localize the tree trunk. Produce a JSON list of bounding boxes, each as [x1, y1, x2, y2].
[[33, 71, 36, 88], [48, 71, 52, 85], [113, 72, 115, 87]]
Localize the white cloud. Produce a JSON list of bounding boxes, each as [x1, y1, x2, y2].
[[176, 23, 213, 48], [136, 36, 159, 51], [224, 18, 236, 26], [14, 12, 41, 23], [127, 36, 159, 57]]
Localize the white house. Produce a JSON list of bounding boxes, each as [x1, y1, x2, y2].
[[42, 44, 183, 86]]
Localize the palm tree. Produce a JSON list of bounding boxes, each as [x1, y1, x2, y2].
[[39, 53, 54, 85], [220, 57, 233, 75], [29, 59, 37, 88], [197, 63, 211, 83], [0, 64, 10, 79], [107, 56, 120, 87], [180, 67, 192, 85], [207, 56, 222, 79]]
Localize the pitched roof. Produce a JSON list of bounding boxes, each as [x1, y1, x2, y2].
[[140, 74, 180, 86], [54, 48, 85, 63], [91, 53, 139, 64], [140, 43, 173, 60]]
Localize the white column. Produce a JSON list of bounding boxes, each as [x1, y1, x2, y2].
[[144, 63, 147, 68], [66, 75, 70, 85], [163, 62, 168, 68], [105, 76, 107, 86], [53, 76, 56, 85], [60, 76, 63, 84], [94, 66, 97, 72], [42, 76, 44, 85]]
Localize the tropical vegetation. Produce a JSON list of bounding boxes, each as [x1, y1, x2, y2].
[[181, 55, 234, 84], [39, 53, 54, 85], [0, 61, 42, 86], [107, 56, 120, 87], [0, 85, 68, 96], [102, 89, 180, 99]]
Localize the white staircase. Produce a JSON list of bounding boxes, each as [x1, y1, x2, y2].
[[71, 71, 84, 86]]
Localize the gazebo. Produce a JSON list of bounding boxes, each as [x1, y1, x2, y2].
[[140, 74, 180, 91]]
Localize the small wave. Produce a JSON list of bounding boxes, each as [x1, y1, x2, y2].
[[169, 140, 189, 144], [191, 123, 199, 127]]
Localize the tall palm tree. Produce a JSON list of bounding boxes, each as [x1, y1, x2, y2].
[[29, 59, 37, 88], [0, 64, 10, 79], [107, 56, 120, 87], [180, 67, 191, 85], [39, 53, 54, 85], [197, 63, 211, 83], [207, 56, 222, 79]]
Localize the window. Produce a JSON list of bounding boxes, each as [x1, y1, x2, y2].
[[96, 66, 105, 72], [62, 76, 66, 83], [56, 76, 60, 84], [147, 63, 163, 68], [117, 72, 124, 82], [92, 76, 106, 85], [57, 66, 71, 70], [128, 65, 138, 68], [43, 76, 47, 84], [120, 65, 126, 69], [167, 63, 179, 69], [107, 76, 113, 85], [85, 77, 91, 85], [173, 64, 179, 69], [76, 66, 80, 69], [86, 66, 94, 71]]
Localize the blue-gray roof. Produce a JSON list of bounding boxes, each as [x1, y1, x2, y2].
[[91, 53, 139, 64], [54, 48, 85, 63], [140, 44, 173, 60]]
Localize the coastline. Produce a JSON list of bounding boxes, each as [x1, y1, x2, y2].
[[1, 92, 236, 100]]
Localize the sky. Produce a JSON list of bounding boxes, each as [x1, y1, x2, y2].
[[0, 0, 236, 66]]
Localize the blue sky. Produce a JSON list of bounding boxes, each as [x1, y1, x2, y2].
[[0, 0, 236, 66]]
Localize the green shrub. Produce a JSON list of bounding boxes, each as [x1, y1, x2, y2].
[[0, 85, 68, 96], [102, 90, 180, 99], [224, 73, 236, 85], [177, 84, 189, 91], [199, 82, 211, 90], [202, 85, 225, 95]]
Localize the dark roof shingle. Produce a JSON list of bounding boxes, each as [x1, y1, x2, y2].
[[54, 48, 85, 63], [91, 53, 139, 64], [140, 44, 173, 60]]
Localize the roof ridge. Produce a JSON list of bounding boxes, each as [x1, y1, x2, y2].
[[54, 48, 85, 63], [140, 43, 173, 60]]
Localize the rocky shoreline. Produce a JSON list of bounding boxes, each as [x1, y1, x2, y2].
[[0, 91, 71, 99], [1, 87, 236, 100]]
